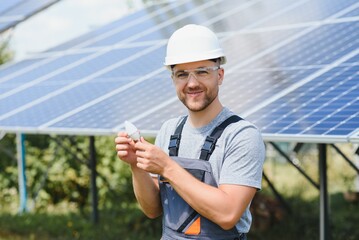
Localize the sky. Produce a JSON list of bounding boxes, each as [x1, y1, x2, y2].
[[9, 0, 145, 61]]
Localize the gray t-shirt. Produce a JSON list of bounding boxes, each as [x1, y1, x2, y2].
[[155, 107, 265, 233]]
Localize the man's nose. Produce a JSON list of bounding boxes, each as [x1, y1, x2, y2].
[[187, 72, 199, 84]]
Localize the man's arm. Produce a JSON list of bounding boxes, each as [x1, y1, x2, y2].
[[135, 137, 257, 229], [115, 132, 162, 218], [130, 166, 162, 218], [162, 161, 256, 229]]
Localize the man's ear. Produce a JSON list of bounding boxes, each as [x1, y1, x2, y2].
[[218, 68, 224, 85]]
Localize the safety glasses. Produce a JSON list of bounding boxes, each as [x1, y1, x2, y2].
[[172, 66, 220, 82]]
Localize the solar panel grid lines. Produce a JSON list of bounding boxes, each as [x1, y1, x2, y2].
[[343, 5, 359, 17], [49, 0, 190, 52], [46, 74, 175, 130], [254, 0, 359, 28], [0, 0, 358, 143], [249, 64, 358, 139], [242, 48, 359, 118], [215, 0, 310, 38], [0, 46, 166, 114], [0, 51, 104, 100], [60, 0, 223, 51], [223, 1, 359, 69], [34, 39, 168, 58], [0, 57, 47, 83], [111, 96, 179, 133], [0, 43, 163, 122], [226, 20, 358, 73], [321, 99, 359, 136], [3, 0, 256, 96], [39, 0, 318, 133], [200, 0, 262, 28], [112, 0, 221, 43], [52, 1, 358, 137], [39, 67, 167, 129], [224, 15, 359, 40], [57, 0, 262, 51], [225, 26, 319, 73], [0, 0, 286, 131], [132, 100, 187, 132], [284, 22, 359, 67], [276, 68, 357, 134], [220, 68, 318, 114], [0, 0, 60, 33], [0, 1, 185, 84], [327, 1, 359, 20]]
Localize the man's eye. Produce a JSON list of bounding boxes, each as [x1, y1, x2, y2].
[[176, 72, 189, 79], [196, 70, 209, 76]]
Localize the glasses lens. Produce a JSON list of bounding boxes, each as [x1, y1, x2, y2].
[[174, 71, 189, 80], [173, 66, 219, 81]]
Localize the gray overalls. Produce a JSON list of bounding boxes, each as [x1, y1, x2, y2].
[[159, 115, 247, 240]]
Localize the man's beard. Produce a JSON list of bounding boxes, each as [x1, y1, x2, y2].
[[179, 88, 218, 112]]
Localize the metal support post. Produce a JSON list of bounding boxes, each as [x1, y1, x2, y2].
[[318, 144, 330, 240], [16, 133, 28, 213], [354, 146, 359, 193], [89, 136, 99, 224]]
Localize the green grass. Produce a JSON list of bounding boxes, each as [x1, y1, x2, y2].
[[1, 193, 358, 240], [0, 208, 162, 240]]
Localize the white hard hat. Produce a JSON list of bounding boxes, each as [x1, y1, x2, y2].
[[164, 24, 226, 69]]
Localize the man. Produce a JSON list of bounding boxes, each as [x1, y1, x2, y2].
[[115, 24, 265, 239]]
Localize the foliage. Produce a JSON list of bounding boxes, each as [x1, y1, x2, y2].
[[1, 136, 359, 239], [248, 192, 359, 240], [0, 133, 162, 239], [0, 134, 138, 213], [0, 37, 13, 64]]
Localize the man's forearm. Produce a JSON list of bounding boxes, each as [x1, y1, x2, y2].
[[163, 161, 255, 229], [131, 165, 162, 218]]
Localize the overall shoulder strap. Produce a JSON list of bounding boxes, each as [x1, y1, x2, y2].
[[200, 115, 242, 161], [168, 116, 188, 156]]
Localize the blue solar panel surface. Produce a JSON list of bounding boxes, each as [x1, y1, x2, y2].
[[0, 0, 358, 143], [0, 0, 60, 33]]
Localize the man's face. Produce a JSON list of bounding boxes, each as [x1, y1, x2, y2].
[[171, 60, 224, 112]]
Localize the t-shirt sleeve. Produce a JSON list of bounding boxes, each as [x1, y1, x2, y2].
[[219, 123, 265, 189]]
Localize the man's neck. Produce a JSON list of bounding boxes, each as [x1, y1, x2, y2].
[[188, 100, 223, 128]]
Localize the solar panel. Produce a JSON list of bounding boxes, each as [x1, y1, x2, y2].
[[0, 0, 60, 34], [0, 0, 358, 144], [247, 64, 358, 142]]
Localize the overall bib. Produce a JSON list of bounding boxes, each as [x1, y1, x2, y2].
[[159, 115, 247, 240]]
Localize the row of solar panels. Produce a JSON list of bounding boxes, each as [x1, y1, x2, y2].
[[0, 0, 358, 143], [0, 0, 60, 33]]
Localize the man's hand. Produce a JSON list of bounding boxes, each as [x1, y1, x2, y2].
[[134, 137, 172, 175], [115, 131, 137, 165], [116, 134, 163, 218]]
